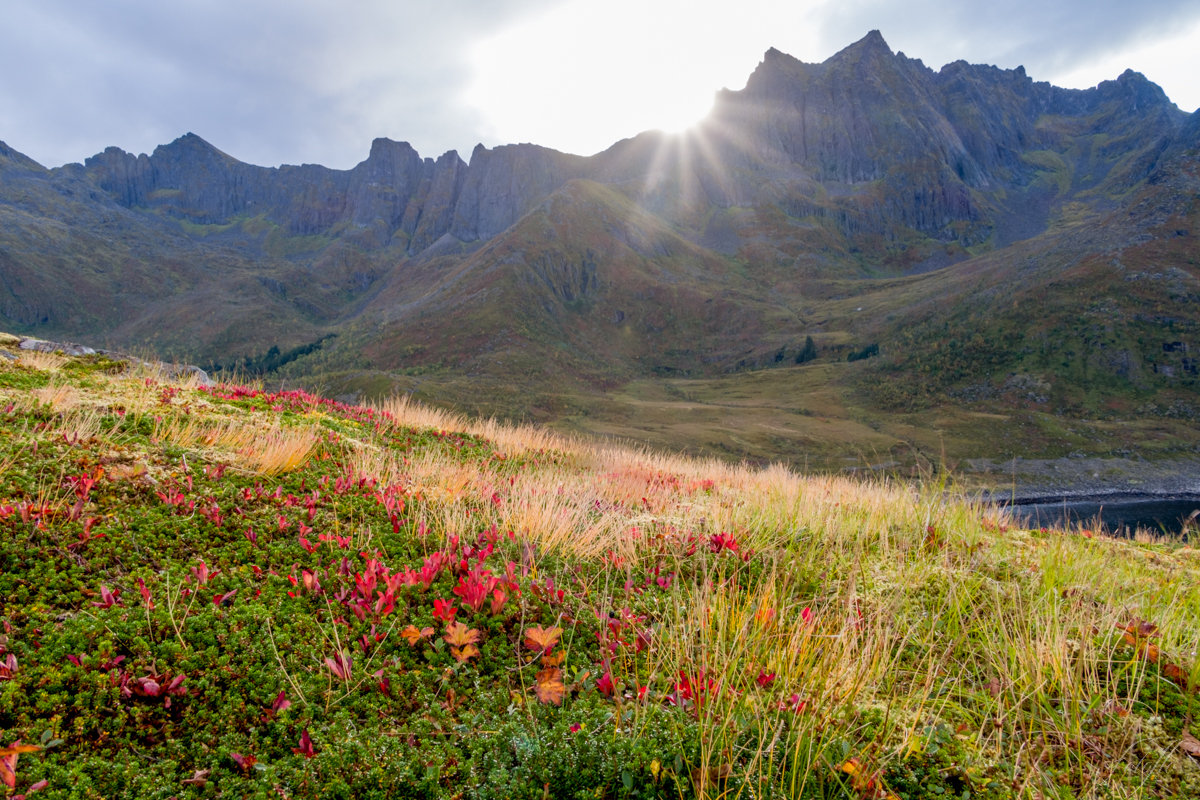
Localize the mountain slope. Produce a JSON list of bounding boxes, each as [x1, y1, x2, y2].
[[0, 31, 1197, 468]]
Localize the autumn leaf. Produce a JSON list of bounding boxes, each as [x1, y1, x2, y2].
[[534, 666, 566, 705], [0, 741, 38, 791], [181, 769, 211, 786], [450, 643, 480, 662], [1182, 731, 1200, 759], [523, 624, 563, 655], [230, 752, 257, 771], [292, 728, 316, 758], [400, 625, 435, 646], [1164, 662, 1191, 689], [443, 621, 481, 648], [1102, 699, 1130, 717], [542, 651, 565, 667], [1121, 619, 1160, 644], [0, 744, 40, 758]]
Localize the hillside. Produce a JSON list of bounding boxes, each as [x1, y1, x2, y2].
[[3, 342, 1200, 798], [1, 32, 1198, 473]]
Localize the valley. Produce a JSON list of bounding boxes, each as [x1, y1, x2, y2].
[[1, 31, 1198, 484]]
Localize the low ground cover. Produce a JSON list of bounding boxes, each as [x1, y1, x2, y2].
[[1, 347, 1199, 798]]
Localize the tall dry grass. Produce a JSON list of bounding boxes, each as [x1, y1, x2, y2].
[[374, 393, 570, 456], [9, 358, 1187, 797], [154, 415, 318, 475], [16, 350, 69, 372], [348, 393, 1200, 797]]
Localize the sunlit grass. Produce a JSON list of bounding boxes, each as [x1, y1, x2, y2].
[[153, 414, 318, 476], [3, 355, 1199, 797]]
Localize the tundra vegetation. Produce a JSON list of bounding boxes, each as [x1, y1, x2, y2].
[[1, 346, 1199, 799]]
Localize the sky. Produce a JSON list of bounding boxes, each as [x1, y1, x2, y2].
[[2, 0, 1198, 170]]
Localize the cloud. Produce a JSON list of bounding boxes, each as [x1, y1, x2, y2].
[[0, 0, 564, 169], [816, 0, 1200, 87], [1, 0, 1197, 170], [463, 0, 1200, 158]]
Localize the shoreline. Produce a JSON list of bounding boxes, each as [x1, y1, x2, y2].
[[959, 454, 1200, 504]]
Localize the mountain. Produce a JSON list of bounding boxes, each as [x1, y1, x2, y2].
[[2, 31, 1197, 473]]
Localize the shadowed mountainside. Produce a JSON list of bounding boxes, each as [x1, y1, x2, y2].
[[1, 31, 1197, 469]]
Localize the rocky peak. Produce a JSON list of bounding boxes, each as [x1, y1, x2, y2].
[[832, 29, 894, 62], [1095, 69, 1182, 118], [55, 32, 1197, 260], [0, 140, 47, 173]]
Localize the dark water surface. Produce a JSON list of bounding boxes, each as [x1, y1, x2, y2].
[[1005, 496, 1200, 536]]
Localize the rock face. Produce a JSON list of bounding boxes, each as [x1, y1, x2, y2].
[[3, 29, 1197, 401], [78, 31, 1188, 258]]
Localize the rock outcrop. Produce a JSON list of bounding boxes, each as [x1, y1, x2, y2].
[[78, 31, 1190, 258]]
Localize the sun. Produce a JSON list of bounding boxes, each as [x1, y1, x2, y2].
[[463, 0, 825, 157]]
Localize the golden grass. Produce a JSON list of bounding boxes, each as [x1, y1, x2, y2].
[[6, 351, 1196, 797], [50, 406, 104, 445], [30, 380, 77, 412], [16, 350, 69, 371], [374, 393, 571, 456], [153, 415, 318, 475], [345, 395, 1200, 796]]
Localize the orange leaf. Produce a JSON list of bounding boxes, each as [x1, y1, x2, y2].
[[444, 622, 481, 649], [400, 625, 434, 646], [450, 644, 480, 662], [1122, 619, 1160, 638], [1164, 663, 1190, 688], [839, 757, 860, 775], [1102, 699, 1130, 717], [534, 666, 566, 705], [524, 625, 563, 654], [542, 651, 565, 667], [0, 744, 40, 757]]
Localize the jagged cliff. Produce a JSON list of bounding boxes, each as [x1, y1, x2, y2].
[[1, 31, 1198, 450], [78, 31, 1189, 262]]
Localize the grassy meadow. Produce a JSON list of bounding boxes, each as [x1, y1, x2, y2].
[[2, 345, 1200, 799]]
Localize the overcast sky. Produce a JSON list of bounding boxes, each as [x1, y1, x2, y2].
[[3, 0, 1198, 170]]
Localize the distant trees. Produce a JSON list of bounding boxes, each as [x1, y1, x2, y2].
[[207, 334, 336, 376], [847, 343, 879, 362], [795, 336, 818, 364]]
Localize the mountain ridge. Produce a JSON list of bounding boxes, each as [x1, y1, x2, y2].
[[2, 31, 1198, 469], [70, 31, 1190, 262]]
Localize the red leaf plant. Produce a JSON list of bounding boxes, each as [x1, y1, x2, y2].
[[324, 650, 353, 682], [190, 560, 219, 586], [261, 689, 291, 722], [432, 598, 458, 622], [230, 752, 257, 772], [709, 532, 739, 554], [136, 578, 154, 610], [452, 567, 498, 613], [92, 584, 122, 609], [293, 729, 316, 758]]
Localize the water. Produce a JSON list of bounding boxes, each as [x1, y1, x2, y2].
[[1005, 496, 1200, 536]]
